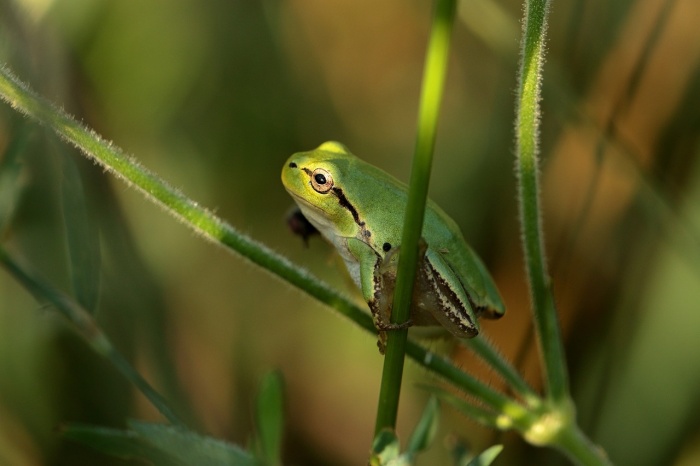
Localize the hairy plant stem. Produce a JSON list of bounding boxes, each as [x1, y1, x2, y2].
[[514, 1, 612, 464], [0, 63, 511, 429], [515, 0, 568, 405]]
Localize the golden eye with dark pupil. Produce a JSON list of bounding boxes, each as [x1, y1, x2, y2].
[[310, 168, 333, 193]]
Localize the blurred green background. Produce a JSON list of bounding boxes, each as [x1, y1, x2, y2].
[[1, 0, 699, 464]]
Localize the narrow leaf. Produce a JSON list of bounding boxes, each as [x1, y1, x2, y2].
[[58, 147, 101, 313], [0, 122, 30, 233], [405, 396, 439, 455], [129, 420, 257, 466], [466, 445, 503, 466], [62, 424, 187, 466], [254, 370, 285, 465], [0, 247, 183, 426]]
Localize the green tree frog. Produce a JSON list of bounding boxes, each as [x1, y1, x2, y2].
[[282, 142, 505, 351]]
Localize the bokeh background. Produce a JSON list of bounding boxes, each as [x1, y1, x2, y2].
[[1, 0, 700, 464]]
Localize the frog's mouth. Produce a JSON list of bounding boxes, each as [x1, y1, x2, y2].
[[284, 164, 370, 239], [285, 190, 336, 233]]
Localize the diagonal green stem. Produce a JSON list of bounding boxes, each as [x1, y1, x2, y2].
[[0, 64, 373, 337], [1, 52, 610, 463], [0, 62, 509, 426], [462, 337, 540, 406], [515, 0, 569, 404], [405, 344, 535, 430], [0, 246, 184, 427], [374, 0, 457, 435]]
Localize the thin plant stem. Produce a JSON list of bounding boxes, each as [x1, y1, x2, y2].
[[0, 47, 614, 461], [462, 337, 540, 406], [515, 0, 569, 405], [374, 0, 457, 435], [405, 345, 534, 430], [0, 246, 184, 427], [0, 63, 506, 422], [0, 64, 373, 336]]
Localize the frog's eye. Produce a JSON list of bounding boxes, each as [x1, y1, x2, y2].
[[310, 168, 333, 194]]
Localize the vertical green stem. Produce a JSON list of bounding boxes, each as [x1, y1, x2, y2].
[[515, 0, 568, 403], [374, 0, 457, 435]]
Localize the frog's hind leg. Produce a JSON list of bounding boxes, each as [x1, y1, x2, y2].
[[423, 248, 480, 338], [438, 244, 505, 320]]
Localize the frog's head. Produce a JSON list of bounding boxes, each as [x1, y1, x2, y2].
[[282, 141, 360, 237]]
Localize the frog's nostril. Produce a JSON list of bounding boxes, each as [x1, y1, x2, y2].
[[289, 162, 297, 168]]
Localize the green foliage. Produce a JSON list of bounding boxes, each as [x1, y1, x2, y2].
[[0, 122, 28, 234], [405, 397, 440, 456], [370, 397, 440, 465], [1, 0, 699, 464], [62, 370, 287, 465], [369, 400, 502, 466], [59, 150, 101, 314], [253, 371, 285, 466], [62, 421, 257, 466], [465, 445, 503, 466], [0, 0, 613, 462], [0, 246, 184, 427]]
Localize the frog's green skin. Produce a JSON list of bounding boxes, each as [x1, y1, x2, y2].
[[281, 142, 505, 345]]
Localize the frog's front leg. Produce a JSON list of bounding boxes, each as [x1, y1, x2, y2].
[[347, 238, 411, 353]]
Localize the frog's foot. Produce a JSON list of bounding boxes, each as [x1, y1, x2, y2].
[[374, 319, 413, 355], [376, 338, 386, 355], [375, 318, 413, 331], [376, 331, 387, 354]]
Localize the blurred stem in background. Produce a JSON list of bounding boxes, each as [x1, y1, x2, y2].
[[0, 246, 184, 427]]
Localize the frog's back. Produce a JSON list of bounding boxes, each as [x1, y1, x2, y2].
[[323, 145, 504, 317]]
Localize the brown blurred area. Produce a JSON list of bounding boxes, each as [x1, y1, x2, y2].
[[1, 0, 700, 465]]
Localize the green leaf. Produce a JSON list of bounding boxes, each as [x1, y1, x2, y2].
[[446, 437, 502, 466], [466, 445, 503, 466], [62, 424, 188, 466], [0, 247, 183, 426], [58, 147, 101, 314], [128, 420, 256, 466], [0, 122, 30, 234], [254, 370, 285, 465], [446, 434, 471, 466], [370, 399, 440, 466], [64, 421, 257, 466], [405, 396, 439, 455], [0, 59, 530, 435]]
